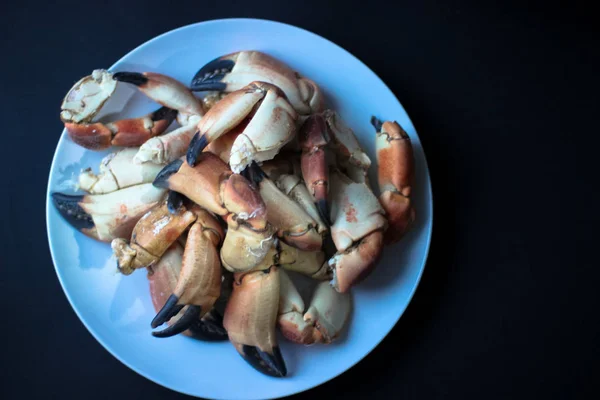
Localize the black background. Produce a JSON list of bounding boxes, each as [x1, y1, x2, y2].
[[1, 1, 598, 399]]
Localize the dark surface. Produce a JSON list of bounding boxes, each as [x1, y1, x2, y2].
[[1, 1, 598, 399]]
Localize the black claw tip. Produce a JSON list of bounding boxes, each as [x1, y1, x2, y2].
[[188, 309, 228, 341], [186, 132, 208, 166], [152, 305, 202, 338], [166, 191, 185, 214], [370, 116, 383, 132], [151, 106, 178, 122], [51, 192, 94, 231], [241, 345, 287, 378], [246, 161, 267, 185], [190, 57, 235, 91], [113, 71, 148, 86], [316, 199, 331, 227], [153, 159, 183, 188], [151, 294, 183, 328]]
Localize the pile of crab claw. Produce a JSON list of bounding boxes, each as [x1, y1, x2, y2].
[[52, 51, 416, 378]]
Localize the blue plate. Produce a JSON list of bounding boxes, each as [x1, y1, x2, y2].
[[46, 18, 433, 400]]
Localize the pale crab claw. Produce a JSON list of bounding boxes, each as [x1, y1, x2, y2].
[[111, 200, 196, 275], [223, 266, 287, 378], [151, 208, 225, 338], [190, 51, 324, 115], [278, 269, 351, 345], [147, 243, 229, 341], [276, 174, 328, 235], [134, 117, 200, 165], [186, 81, 298, 173], [112, 71, 204, 117], [327, 169, 387, 293], [60, 69, 180, 150], [371, 117, 416, 244], [152, 153, 275, 272], [51, 183, 167, 242], [246, 162, 322, 252], [78, 148, 163, 194], [278, 241, 330, 280]]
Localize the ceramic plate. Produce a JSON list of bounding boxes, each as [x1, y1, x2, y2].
[[46, 18, 433, 400]]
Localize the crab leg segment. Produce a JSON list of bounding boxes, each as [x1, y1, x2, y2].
[[247, 163, 322, 252], [372, 117, 416, 244], [190, 51, 324, 115], [79, 148, 164, 194], [51, 183, 167, 242], [151, 208, 225, 337], [111, 201, 196, 275], [186, 82, 297, 173], [278, 270, 351, 345], [328, 169, 387, 292], [223, 266, 286, 378], [113, 71, 204, 117], [153, 153, 275, 272]]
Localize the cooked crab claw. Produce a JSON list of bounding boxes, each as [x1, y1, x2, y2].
[[299, 114, 331, 226], [111, 200, 196, 275], [151, 208, 224, 337], [327, 169, 387, 292], [278, 269, 351, 344], [247, 162, 322, 252], [112, 71, 204, 117], [79, 148, 164, 194], [371, 117, 416, 244], [190, 51, 324, 115], [134, 116, 201, 165], [51, 183, 167, 242], [185, 81, 298, 173], [147, 243, 228, 341], [153, 152, 275, 272], [64, 106, 177, 150], [223, 266, 287, 378]]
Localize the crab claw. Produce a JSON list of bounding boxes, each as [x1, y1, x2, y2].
[[372, 117, 416, 244], [186, 81, 298, 173], [223, 266, 286, 378], [111, 200, 196, 275], [153, 153, 275, 272], [299, 114, 331, 226], [147, 243, 228, 341], [327, 169, 387, 292], [278, 241, 330, 280], [247, 162, 322, 252], [113, 71, 204, 117], [151, 208, 224, 337], [51, 183, 167, 242], [278, 269, 351, 344], [78, 148, 164, 194], [191, 51, 324, 115]]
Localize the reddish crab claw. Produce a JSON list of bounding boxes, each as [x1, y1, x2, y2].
[[371, 117, 416, 244], [151, 207, 225, 338], [51, 183, 167, 242], [148, 243, 230, 341], [60, 69, 185, 150], [299, 114, 331, 226], [152, 152, 276, 272], [246, 162, 323, 252], [190, 51, 324, 115], [223, 266, 287, 378], [186, 81, 298, 173], [111, 200, 197, 275]]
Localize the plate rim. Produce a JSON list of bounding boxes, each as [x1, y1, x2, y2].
[[45, 17, 434, 400]]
